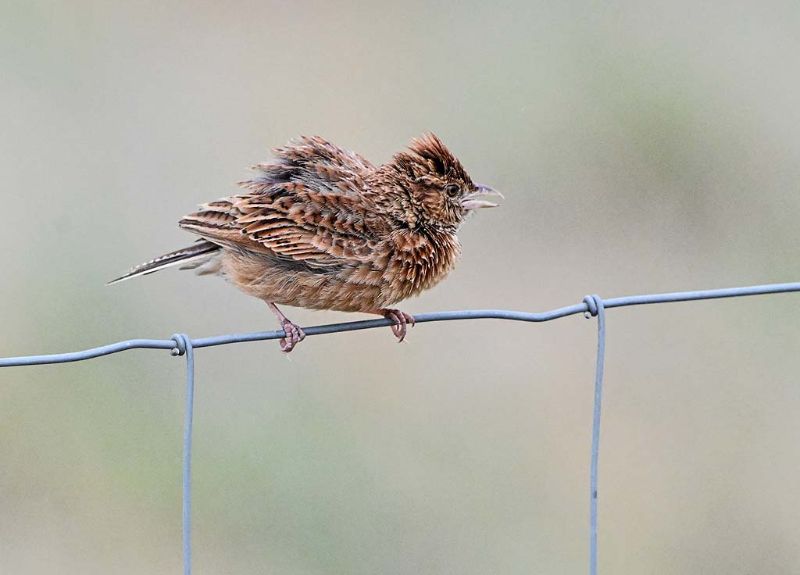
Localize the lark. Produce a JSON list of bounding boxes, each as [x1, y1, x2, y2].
[[110, 134, 501, 352]]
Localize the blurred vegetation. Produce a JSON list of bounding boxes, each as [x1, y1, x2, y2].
[[2, 1, 800, 573]]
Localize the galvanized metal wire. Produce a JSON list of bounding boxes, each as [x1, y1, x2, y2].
[[171, 334, 194, 575], [3, 280, 800, 575], [583, 295, 606, 575]]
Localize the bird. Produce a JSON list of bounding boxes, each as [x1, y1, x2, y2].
[[109, 133, 501, 352]]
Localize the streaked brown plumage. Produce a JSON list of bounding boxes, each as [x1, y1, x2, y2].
[[110, 134, 501, 351]]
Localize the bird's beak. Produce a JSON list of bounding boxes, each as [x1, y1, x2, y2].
[[462, 183, 504, 210]]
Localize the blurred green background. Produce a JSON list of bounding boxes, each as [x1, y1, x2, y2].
[[2, 1, 800, 573]]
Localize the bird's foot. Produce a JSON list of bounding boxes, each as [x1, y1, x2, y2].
[[267, 302, 306, 353], [279, 319, 306, 353], [380, 308, 416, 342]]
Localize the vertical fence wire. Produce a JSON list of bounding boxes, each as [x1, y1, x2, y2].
[[171, 334, 195, 575], [583, 296, 606, 575]]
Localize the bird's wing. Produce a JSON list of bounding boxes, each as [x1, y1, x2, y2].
[[180, 136, 393, 269], [179, 183, 390, 269]]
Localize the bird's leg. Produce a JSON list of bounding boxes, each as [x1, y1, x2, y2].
[[267, 302, 306, 353], [375, 308, 416, 343]]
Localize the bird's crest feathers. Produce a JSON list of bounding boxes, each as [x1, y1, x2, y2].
[[396, 133, 470, 183]]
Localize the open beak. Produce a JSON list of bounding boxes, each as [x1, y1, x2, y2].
[[462, 183, 504, 210]]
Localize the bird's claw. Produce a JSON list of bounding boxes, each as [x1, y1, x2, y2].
[[279, 320, 306, 353], [382, 308, 415, 342]]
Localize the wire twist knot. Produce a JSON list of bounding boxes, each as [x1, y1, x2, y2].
[[171, 333, 192, 356], [583, 294, 604, 319]]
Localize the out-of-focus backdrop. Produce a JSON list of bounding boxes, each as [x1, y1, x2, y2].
[[2, 1, 800, 573]]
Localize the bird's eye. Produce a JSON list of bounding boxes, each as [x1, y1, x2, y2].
[[444, 184, 460, 198]]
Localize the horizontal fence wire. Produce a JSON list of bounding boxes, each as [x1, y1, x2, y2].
[[3, 280, 800, 575]]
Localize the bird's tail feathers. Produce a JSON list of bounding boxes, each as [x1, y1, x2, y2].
[[107, 241, 220, 285]]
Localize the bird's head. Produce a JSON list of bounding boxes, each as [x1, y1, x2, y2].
[[391, 133, 502, 231]]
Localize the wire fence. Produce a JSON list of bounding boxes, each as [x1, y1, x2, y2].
[[3, 280, 800, 575]]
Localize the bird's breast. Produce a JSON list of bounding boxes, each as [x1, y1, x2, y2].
[[378, 229, 461, 304]]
